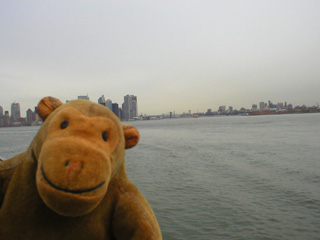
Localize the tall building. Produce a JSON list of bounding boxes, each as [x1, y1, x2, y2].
[[277, 102, 284, 109], [26, 109, 32, 123], [98, 95, 106, 106], [11, 102, 21, 122], [259, 102, 266, 110], [268, 100, 276, 109], [0, 106, 3, 116], [123, 95, 138, 120], [26, 109, 36, 123], [119, 108, 124, 120], [0, 111, 11, 127], [112, 103, 119, 118], [106, 99, 112, 111], [218, 106, 226, 113], [252, 104, 258, 111]]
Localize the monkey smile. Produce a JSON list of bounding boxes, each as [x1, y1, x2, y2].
[[41, 165, 105, 194]]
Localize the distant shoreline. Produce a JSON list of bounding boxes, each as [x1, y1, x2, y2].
[[1, 110, 319, 128], [248, 109, 320, 116]]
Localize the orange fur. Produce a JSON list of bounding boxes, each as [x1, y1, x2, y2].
[[0, 97, 162, 240]]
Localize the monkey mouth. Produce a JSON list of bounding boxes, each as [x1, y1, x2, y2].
[[41, 165, 105, 194]]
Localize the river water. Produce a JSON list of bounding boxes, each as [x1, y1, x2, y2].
[[1, 113, 319, 239]]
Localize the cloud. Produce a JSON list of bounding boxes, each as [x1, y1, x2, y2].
[[1, 1, 320, 116]]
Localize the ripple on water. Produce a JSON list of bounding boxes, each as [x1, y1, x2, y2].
[[2, 115, 320, 239]]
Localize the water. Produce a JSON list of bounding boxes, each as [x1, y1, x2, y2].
[[1, 114, 320, 239]]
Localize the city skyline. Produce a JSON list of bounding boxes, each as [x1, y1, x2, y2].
[[1, 1, 320, 115], [0, 95, 317, 119]]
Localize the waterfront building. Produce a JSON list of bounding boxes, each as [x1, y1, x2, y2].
[[123, 95, 138, 120], [252, 104, 258, 111], [98, 95, 106, 106], [119, 108, 124, 120], [0, 111, 11, 127], [228, 106, 233, 112], [112, 103, 119, 118], [78, 95, 89, 100], [11, 102, 21, 122], [277, 103, 284, 109], [34, 106, 41, 122], [218, 106, 226, 113], [106, 99, 112, 111], [0, 106, 3, 116], [259, 102, 266, 110], [26, 109, 36, 123], [268, 101, 276, 109]]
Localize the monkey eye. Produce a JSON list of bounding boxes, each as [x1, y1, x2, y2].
[[102, 131, 108, 142], [60, 120, 68, 129]]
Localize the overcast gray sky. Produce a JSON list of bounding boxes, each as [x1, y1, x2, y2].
[[1, 0, 320, 116]]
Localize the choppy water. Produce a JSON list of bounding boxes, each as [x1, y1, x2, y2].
[[1, 113, 320, 239]]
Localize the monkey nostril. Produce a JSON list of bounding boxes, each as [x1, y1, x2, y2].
[[64, 160, 84, 169]]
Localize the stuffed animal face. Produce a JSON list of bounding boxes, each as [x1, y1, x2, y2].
[[33, 97, 139, 217]]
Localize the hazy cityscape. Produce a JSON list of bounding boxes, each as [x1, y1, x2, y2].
[[0, 95, 319, 128]]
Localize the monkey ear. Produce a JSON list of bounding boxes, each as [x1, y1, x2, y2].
[[37, 97, 63, 121], [123, 125, 140, 149]]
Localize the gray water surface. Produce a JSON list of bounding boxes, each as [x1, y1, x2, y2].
[[1, 113, 319, 239]]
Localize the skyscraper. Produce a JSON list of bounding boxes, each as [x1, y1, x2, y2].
[[26, 109, 36, 123], [98, 95, 106, 106], [0, 106, 3, 116], [106, 99, 112, 111], [11, 102, 21, 122], [112, 103, 119, 118], [218, 106, 226, 113], [259, 102, 266, 110], [252, 104, 258, 111], [123, 95, 138, 120]]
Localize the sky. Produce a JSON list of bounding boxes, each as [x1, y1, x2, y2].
[[1, 0, 320, 116]]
